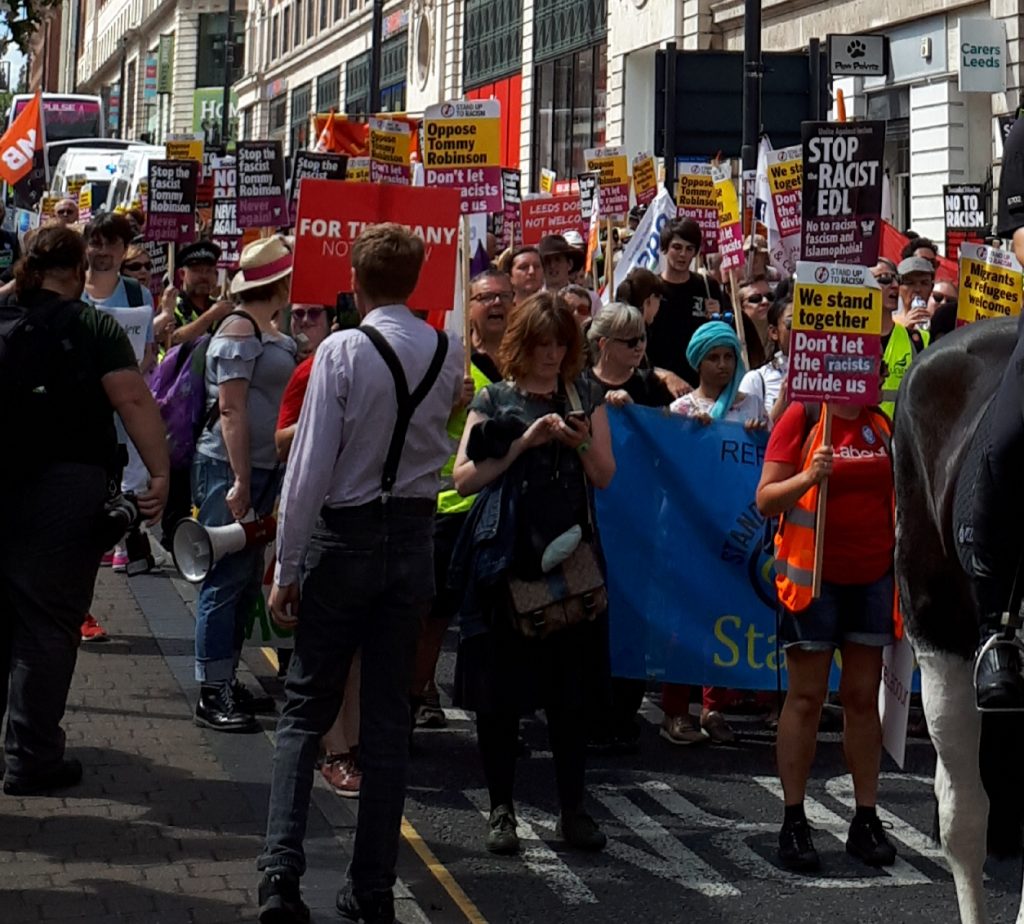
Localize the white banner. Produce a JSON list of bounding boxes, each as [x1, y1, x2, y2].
[[608, 186, 676, 302]]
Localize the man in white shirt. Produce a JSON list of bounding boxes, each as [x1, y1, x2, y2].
[[257, 223, 467, 924]]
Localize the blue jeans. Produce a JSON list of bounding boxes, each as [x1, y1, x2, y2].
[[258, 498, 434, 891], [191, 453, 279, 683]]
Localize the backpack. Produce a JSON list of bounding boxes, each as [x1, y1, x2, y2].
[[149, 310, 260, 470], [122, 276, 146, 308]]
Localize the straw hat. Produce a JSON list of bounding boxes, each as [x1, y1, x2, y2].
[[230, 236, 293, 295]]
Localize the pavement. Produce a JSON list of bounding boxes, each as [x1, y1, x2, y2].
[[2, 564, 1024, 923]]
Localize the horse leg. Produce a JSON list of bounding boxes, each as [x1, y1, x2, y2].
[[917, 646, 989, 924]]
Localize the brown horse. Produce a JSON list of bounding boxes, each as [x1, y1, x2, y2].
[[893, 315, 1024, 924]]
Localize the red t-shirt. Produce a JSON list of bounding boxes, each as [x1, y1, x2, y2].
[[766, 403, 894, 585], [276, 355, 314, 430]]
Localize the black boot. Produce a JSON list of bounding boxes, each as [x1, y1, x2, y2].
[[195, 683, 259, 733], [975, 613, 1024, 709]]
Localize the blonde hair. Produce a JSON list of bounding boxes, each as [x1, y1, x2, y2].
[[586, 303, 645, 362]]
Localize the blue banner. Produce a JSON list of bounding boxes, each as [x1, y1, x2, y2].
[[597, 406, 822, 690]]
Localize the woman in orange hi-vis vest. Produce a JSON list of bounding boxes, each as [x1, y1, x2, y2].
[[756, 399, 897, 877]]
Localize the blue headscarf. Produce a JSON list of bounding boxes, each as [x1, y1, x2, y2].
[[685, 321, 747, 420]]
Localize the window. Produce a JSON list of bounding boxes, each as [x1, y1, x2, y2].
[[533, 0, 606, 63], [271, 13, 279, 58], [317, 68, 339, 112], [293, 1, 301, 46], [307, 0, 314, 37], [345, 52, 369, 116], [320, 0, 328, 30], [334, 0, 341, 20], [282, 7, 291, 51], [196, 12, 246, 87], [532, 41, 606, 188], [242, 106, 253, 140], [269, 96, 287, 132], [349, 0, 358, 12], [345, 33, 407, 115], [464, 0, 522, 89], [290, 82, 312, 155]]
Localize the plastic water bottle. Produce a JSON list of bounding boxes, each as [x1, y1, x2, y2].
[[911, 295, 929, 331]]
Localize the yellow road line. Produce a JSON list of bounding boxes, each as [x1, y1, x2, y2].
[[260, 646, 279, 671], [401, 817, 489, 924]]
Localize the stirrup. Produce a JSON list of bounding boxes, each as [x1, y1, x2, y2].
[[974, 633, 1024, 713]]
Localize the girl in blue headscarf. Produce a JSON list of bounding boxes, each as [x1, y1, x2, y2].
[[669, 320, 767, 428]]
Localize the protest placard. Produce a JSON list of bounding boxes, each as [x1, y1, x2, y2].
[[212, 163, 242, 269], [632, 153, 657, 208], [77, 182, 94, 223], [289, 151, 348, 223], [766, 145, 803, 275], [166, 135, 204, 163], [956, 242, 1023, 326], [369, 117, 412, 185], [141, 239, 168, 299], [676, 162, 718, 254], [944, 184, 987, 263], [422, 99, 502, 214], [38, 192, 58, 220], [65, 173, 86, 203], [292, 180, 461, 311], [146, 159, 198, 243], [584, 147, 630, 219], [520, 194, 583, 245], [801, 121, 885, 265], [711, 162, 744, 274], [578, 171, 599, 226], [346, 157, 370, 182], [501, 168, 521, 248], [540, 169, 556, 195], [235, 140, 288, 229], [788, 261, 883, 404]]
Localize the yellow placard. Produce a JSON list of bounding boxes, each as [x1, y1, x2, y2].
[[78, 183, 93, 213], [957, 242, 1024, 325], [423, 100, 501, 169], [676, 165, 715, 209], [65, 174, 86, 200], [346, 157, 370, 182], [166, 137, 204, 162], [767, 157, 802, 195], [540, 168, 556, 195], [39, 193, 58, 218], [632, 155, 657, 203], [369, 119, 411, 167], [585, 150, 629, 188], [792, 283, 883, 335], [711, 164, 741, 230]]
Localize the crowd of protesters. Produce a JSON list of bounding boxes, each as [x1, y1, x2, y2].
[[0, 193, 965, 924]]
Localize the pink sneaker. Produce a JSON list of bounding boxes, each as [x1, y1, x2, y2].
[[81, 614, 108, 642], [100, 552, 115, 567], [111, 550, 129, 573]]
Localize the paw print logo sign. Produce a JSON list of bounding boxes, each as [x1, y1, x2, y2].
[[827, 33, 889, 77]]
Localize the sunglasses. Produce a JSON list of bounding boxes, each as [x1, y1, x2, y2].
[[613, 334, 647, 349], [709, 312, 735, 322], [931, 295, 956, 307], [745, 293, 774, 304], [123, 261, 152, 272], [292, 308, 326, 321], [874, 273, 899, 285]]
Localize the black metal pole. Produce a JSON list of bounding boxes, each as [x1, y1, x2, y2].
[[664, 41, 677, 199], [117, 39, 127, 138], [222, 0, 236, 147], [740, 0, 762, 172], [808, 37, 823, 121], [369, 0, 384, 114]]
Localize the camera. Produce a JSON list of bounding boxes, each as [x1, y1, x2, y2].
[[101, 492, 155, 576]]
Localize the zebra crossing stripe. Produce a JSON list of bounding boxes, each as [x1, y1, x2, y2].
[[465, 789, 598, 906]]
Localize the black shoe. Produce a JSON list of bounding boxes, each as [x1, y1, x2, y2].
[[777, 818, 820, 872], [257, 868, 309, 924], [336, 885, 395, 924], [975, 637, 1024, 709], [231, 679, 275, 715], [846, 814, 897, 867], [485, 804, 520, 855], [557, 809, 607, 852], [194, 684, 259, 733], [3, 758, 82, 796]]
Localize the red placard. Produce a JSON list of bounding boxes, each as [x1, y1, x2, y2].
[[291, 180, 461, 311], [520, 195, 583, 245]]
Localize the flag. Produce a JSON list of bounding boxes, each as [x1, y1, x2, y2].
[[585, 191, 601, 275], [608, 186, 676, 300], [313, 110, 336, 152], [0, 91, 43, 186]]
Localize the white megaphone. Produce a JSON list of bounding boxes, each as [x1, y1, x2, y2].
[[172, 513, 277, 583]]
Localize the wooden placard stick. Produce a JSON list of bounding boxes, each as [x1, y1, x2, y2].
[[461, 214, 472, 377], [811, 402, 834, 599]]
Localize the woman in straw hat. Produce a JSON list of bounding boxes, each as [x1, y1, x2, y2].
[[191, 236, 297, 733]]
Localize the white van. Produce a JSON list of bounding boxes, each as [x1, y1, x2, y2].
[[103, 145, 167, 212], [49, 143, 139, 207]]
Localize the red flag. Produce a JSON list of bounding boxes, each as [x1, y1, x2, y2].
[[0, 92, 43, 186], [880, 221, 958, 283], [314, 110, 336, 152]]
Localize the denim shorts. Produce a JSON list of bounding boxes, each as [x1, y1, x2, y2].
[[778, 571, 895, 652]]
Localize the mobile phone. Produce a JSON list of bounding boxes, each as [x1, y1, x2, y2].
[[564, 410, 587, 425]]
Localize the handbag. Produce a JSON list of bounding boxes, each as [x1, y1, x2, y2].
[[505, 382, 607, 639]]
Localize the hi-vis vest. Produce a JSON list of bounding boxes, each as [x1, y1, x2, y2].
[[773, 405, 901, 635], [880, 324, 928, 419], [437, 360, 497, 516]]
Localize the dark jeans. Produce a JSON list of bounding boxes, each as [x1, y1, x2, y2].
[[0, 463, 106, 782], [258, 498, 434, 891], [160, 466, 192, 550]]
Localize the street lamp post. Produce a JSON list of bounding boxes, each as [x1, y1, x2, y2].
[[221, 0, 236, 148], [117, 37, 128, 139], [368, 0, 383, 114], [740, 0, 762, 173]]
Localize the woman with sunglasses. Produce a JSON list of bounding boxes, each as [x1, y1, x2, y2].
[[583, 303, 673, 409], [122, 244, 175, 343], [740, 277, 795, 426], [738, 276, 774, 368]]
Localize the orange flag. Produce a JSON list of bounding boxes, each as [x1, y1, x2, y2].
[[0, 92, 43, 186], [314, 110, 336, 152]]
